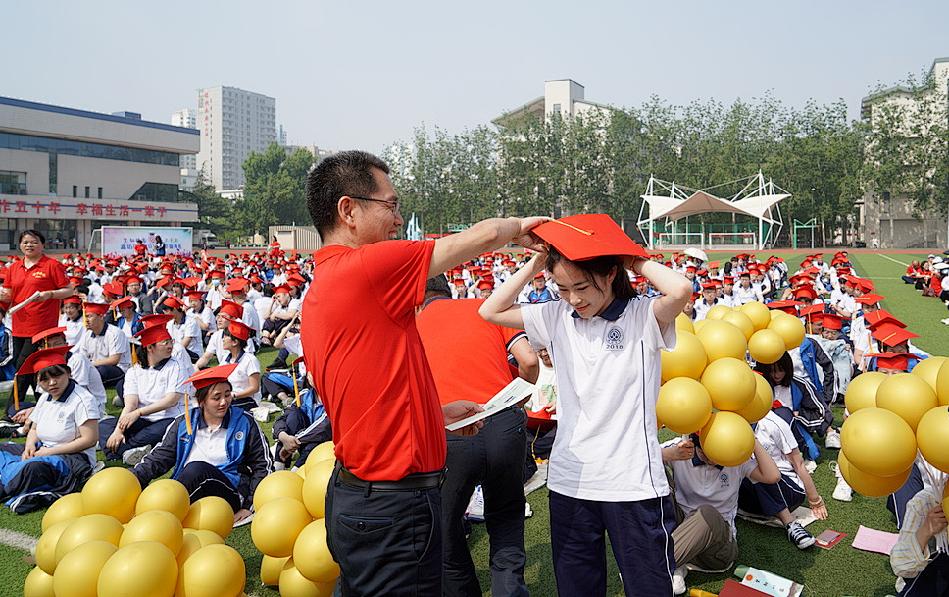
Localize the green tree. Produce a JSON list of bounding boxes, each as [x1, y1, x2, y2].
[[181, 169, 235, 239], [239, 144, 316, 235]]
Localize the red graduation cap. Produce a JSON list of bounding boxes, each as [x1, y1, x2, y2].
[[532, 214, 649, 262], [701, 282, 718, 291], [856, 294, 884, 305], [821, 313, 843, 330], [31, 327, 67, 346], [140, 313, 174, 329], [865, 309, 905, 329], [83, 302, 110, 316], [63, 296, 82, 306], [184, 363, 238, 391], [110, 297, 135, 311], [477, 280, 494, 291], [793, 286, 817, 301], [799, 304, 825, 317], [273, 285, 291, 295], [533, 272, 546, 280], [766, 300, 802, 315], [17, 345, 71, 376], [452, 279, 466, 287], [185, 291, 206, 302], [867, 353, 912, 371], [723, 276, 734, 284], [872, 323, 919, 347], [163, 296, 186, 311], [226, 278, 249, 293], [219, 300, 243, 320], [135, 323, 172, 347], [227, 319, 252, 342]]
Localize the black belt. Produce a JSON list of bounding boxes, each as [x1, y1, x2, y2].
[[337, 465, 446, 491]]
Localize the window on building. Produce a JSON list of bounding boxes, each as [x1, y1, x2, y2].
[[31, 219, 78, 250], [0, 170, 27, 194], [48, 152, 57, 193], [72, 185, 77, 197], [84, 186, 90, 198], [552, 103, 561, 114], [0, 132, 180, 166], [98, 187, 103, 199]]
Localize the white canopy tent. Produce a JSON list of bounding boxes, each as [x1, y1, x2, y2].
[[637, 172, 790, 250]]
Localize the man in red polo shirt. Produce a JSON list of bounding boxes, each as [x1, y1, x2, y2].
[[301, 150, 546, 595]]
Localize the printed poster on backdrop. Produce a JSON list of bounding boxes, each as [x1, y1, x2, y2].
[[101, 227, 193, 257]]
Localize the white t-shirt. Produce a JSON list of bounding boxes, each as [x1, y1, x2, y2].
[[189, 306, 216, 334], [58, 316, 85, 346], [169, 315, 204, 355], [183, 423, 229, 467], [68, 350, 106, 417], [122, 359, 189, 421], [76, 324, 131, 371], [522, 296, 674, 501], [754, 411, 800, 486], [667, 447, 758, 538], [29, 382, 98, 466], [241, 302, 261, 334], [224, 350, 262, 404], [773, 384, 793, 409]]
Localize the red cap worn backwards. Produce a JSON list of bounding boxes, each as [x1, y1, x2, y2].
[[185, 364, 238, 390], [17, 345, 71, 376], [532, 214, 649, 261]]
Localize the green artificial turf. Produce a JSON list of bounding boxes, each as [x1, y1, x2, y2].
[[4, 250, 949, 596]]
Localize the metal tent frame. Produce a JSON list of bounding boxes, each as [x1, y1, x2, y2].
[[637, 172, 789, 250]]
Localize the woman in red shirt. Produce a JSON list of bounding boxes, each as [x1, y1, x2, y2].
[[0, 230, 74, 420]]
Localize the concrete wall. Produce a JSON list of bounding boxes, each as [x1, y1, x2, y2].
[[861, 191, 947, 248], [58, 154, 180, 200], [0, 148, 48, 194]]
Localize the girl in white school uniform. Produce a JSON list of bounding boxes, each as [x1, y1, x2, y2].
[[480, 214, 692, 597], [220, 319, 262, 411]]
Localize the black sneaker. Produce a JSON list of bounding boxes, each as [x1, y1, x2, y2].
[[787, 521, 816, 549]]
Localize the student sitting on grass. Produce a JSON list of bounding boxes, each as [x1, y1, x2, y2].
[[0, 346, 97, 513], [890, 483, 949, 596]]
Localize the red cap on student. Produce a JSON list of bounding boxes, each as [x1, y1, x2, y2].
[[31, 327, 67, 346], [872, 323, 919, 347], [865, 310, 905, 329], [855, 294, 884, 305], [531, 214, 649, 261], [226, 278, 249, 293], [273, 285, 291, 295], [184, 364, 238, 390], [135, 323, 172, 347], [185, 291, 206, 302], [867, 353, 912, 371], [163, 296, 186, 311], [140, 313, 173, 329], [477, 280, 494, 291], [792, 286, 817, 301], [83, 302, 110, 316], [219, 300, 243, 320], [799, 304, 825, 317], [821, 313, 843, 330], [17, 345, 71, 376], [63, 296, 82, 306], [110, 297, 135, 311], [766, 300, 802, 315], [227, 319, 252, 342]]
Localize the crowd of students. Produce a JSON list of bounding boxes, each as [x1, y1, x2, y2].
[[0, 212, 946, 595]]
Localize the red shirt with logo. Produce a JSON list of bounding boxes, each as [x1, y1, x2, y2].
[[301, 240, 445, 481], [3, 255, 69, 337]]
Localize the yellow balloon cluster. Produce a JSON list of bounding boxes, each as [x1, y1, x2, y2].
[[838, 358, 949, 497], [658, 301, 783, 466], [25, 468, 244, 597], [252, 441, 339, 597]]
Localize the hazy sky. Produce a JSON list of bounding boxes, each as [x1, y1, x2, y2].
[[6, 1, 948, 153]]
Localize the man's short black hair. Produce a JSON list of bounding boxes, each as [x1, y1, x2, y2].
[[305, 150, 390, 237], [425, 275, 451, 297]]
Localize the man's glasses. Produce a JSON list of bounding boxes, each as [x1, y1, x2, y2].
[[349, 195, 401, 213]]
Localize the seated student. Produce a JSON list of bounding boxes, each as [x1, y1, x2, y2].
[[220, 320, 261, 410], [262, 312, 301, 391], [196, 300, 252, 369], [112, 296, 143, 341], [693, 282, 722, 321], [739, 409, 828, 549], [890, 484, 949, 596], [76, 301, 131, 390], [131, 364, 273, 524], [125, 274, 154, 315], [524, 272, 555, 303], [868, 323, 928, 372], [260, 285, 298, 346], [662, 434, 780, 595], [163, 296, 203, 363], [57, 296, 85, 346], [186, 290, 216, 346], [0, 346, 97, 513], [272, 359, 331, 468], [30, 327, 106, 417], [224, 278, 262, 352], [99, 325, 188, 466], [138, 313, 195, 379]]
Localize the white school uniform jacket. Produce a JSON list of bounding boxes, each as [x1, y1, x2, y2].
[[29, 382, 99, 466], [522, 296, 674, 502]]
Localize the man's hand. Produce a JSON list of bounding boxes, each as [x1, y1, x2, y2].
[[443, 400, 485, 437], [106, 430, 125, 452], [512, 217, 550, 252], [118, 410, 140, 431], [11, 407, 33, 424], [661, 439, 695, 462], [279, 432, 301, 453]]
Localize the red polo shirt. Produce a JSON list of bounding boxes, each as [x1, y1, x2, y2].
[[301, 240, 445, 481], [416, 298, 525, 406], [2, 256, 69, 338]]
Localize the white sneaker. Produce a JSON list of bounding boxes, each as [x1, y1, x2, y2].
[[92, 461, 106, 474], [833, 476, 853, 502], [524, 502, 533, 518], [942, 318, 949, 325], [672, 567, 688, 595], [465, 486, 485, 522], [122, 445, 150, 466], [804, 460, 818, 474], [825, 428, 841, 449]]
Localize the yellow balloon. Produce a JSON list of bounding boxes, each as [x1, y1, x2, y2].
[[279, 564, 335, 597], [748, 329, 786, 365], [35, 520, 72, 575], [97, 541, 178, 597], [837, 452, 912, 497], [42, 494, 84, 533], [182, 496, 234, 539], [734, 374, 774, 423], [943, 482, 949, 516], [120, 510, 183, 555], [911, 356, 947, 394], [769, 310, 782, 322], [656, 378, 713, 434], [25, 566, 55, 597], [260, 555, 291, 586], [81, 467, 141, 523], [251, 497, 312, 558], [305, 441, 337, 466], [52, 540, 117, 597], [185, 528, 224, 547], [723, 311, 755, 340], [740, 301, 771, 331], [768, 313, 805, 351], [875, 373, 937, 431], [844, 372, 886, 414], [293, 519, 341, 583], [176, 544, 245, 597], [916, 406, 949, 473], [696, 320, 748, 362], [701, 357, 756, 411], [699, 411, 756, 467], [135, 479, 191, 521], [675, 313, 694, 335], [706, 305, 730, 321], [177, 532, 204, 568], [303, 459, 336, 519], [296, 466, 308, 480], [253, 470, 306, 511], [840, 407, 917, 477], [937, 360, 949, 406], [661, 332, 708, 382], [55, 514, 123, 566], [693, 319, 707, 334]]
